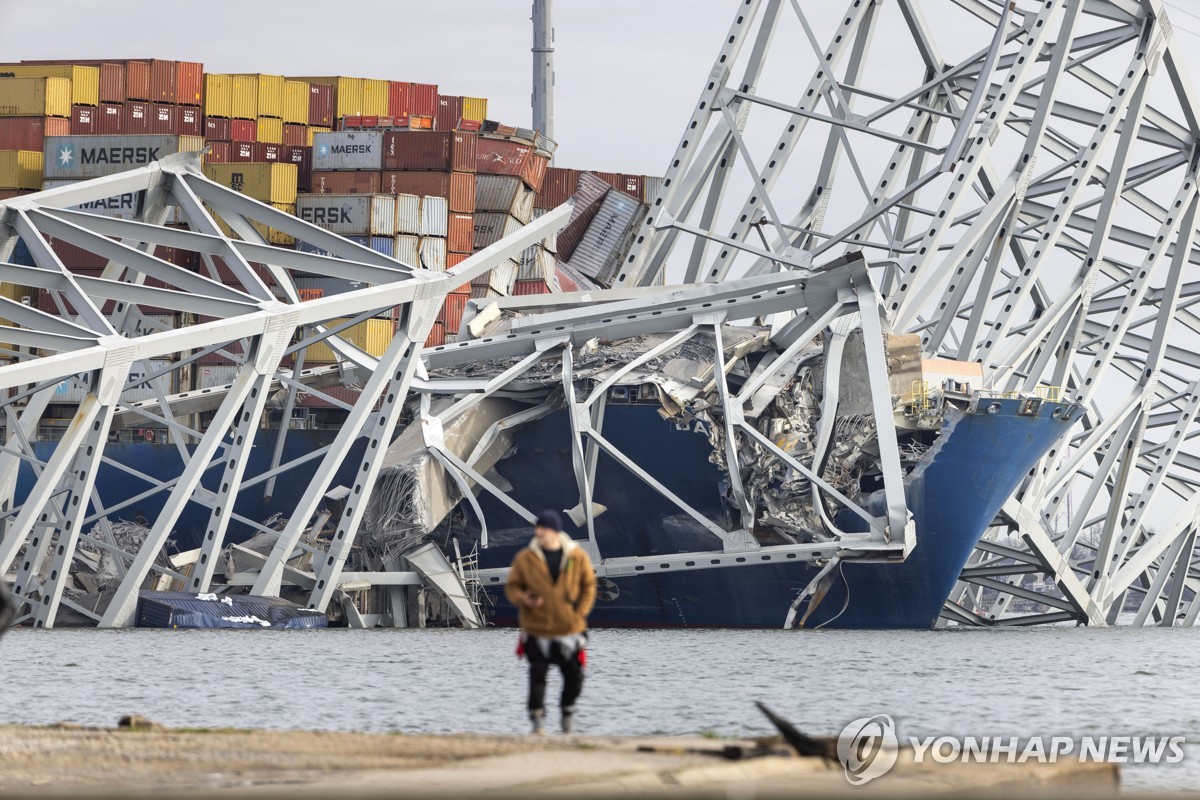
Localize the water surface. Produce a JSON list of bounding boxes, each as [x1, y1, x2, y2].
[[1, 626, 1195, 791]]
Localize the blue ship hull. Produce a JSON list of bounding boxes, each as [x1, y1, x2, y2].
[[470, 398, 1077, 629], [18, 432, 364, 549], [16, 396, 1075, 630]]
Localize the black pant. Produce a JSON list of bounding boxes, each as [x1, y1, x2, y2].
[[526, 636, 584, 712]]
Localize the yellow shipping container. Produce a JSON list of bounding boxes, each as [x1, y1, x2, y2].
[[304, 318, 396, 362], [0, 65, 99, 107], [0, 282, 37, 303], [230, 74, 258, 120], [0, 77, 71, 117], [282, 80, 309, 125], [204, 73, 233, 118], [0, 150, 44, 190], [256, 116, 284, 144], [203, 162, 297, 205], [461, 96, 488, 122], [241, 74, 284, 119], [212, 202, 296, 246], [307, 126, 332, 147], [362, 78, 389, 116]]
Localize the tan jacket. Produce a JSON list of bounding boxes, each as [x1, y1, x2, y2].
[[504, 533, 597, 637]]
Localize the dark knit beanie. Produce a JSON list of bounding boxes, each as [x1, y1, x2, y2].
[[535, 509, 563, 531]]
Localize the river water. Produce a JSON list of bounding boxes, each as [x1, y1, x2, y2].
[[1, 625, 1196, 791]]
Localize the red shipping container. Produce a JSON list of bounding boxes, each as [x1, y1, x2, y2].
[[537, 166, 578, 209], [408, 83, 438, 117], [381, 170, 475, 213], [424, 321, 445, 348], [447, 212, 474, 254], [0, 189, 30, 201], [311, 170, 381, 194], [258, 142, 282, 162], [282, 145, 312, 191], [387, 81, 409, 117], [126, 61, 151, 101], [178, 105, 202, 136], [205, 141, 231, 163], [512, 279, 551, 296], [342, 115, 362, 129], [123, 101, 150, 133], [230, 140, 258, 162], [616, 173, 645, 198], [382, 131, 476, 172], [390, 115, 410, 129], [308, 83, 333, 127], [205, 116, 231, 141], [149, 59, 177, 103], [98, 62, 126, 103], [0, 116, 70, 151], [523, 152, 548, 194], [283, 123, 307, 146], [361, 116, 378, 128], [98, 103, 122, 134], [69, 105, 96, 135], [439, 291, 470, 329], [446, 253, 469, 271], [230, 118, 257, 142], [475, 138, 527, 177], [176, 61, 203, 106], [435, 94, 462, 132], [148, 102, 176, 134], [458, 119, 481, 132]]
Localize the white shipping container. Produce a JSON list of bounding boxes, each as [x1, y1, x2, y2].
[[395, 193, 422, 235], [43, 135, 205, 180], [473, 212, 522, 250], [569, 190, 643, 284], [474, 174, 536, 222], [470, 259, 519, 294], [197, 364, 241, 389], [42, 179, 184, 224], [312, 130, 385, 171], [518, 245, 555, 282], [530, 207, 558, 253], [420, 195, 448, 237], [394, 235, 420, 266], [296, 194, 397, 237], [418, 237, 447, 271], [51, 358, 173, 403]]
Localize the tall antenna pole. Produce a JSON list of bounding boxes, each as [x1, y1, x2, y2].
[[532, 0, 554, 151]]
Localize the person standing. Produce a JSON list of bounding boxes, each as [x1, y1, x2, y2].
[[505, 509, 596, 734]]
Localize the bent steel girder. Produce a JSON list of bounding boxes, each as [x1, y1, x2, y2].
[[0, 153, 568, 627], [610, 0, 1200, 625]]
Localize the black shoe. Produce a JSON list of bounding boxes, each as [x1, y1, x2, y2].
[[561, 706, 575, 734]]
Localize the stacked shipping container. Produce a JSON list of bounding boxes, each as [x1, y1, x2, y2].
[[1, 57, 658, 360]]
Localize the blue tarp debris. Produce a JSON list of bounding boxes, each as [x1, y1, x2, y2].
[[136, 591, 328, 629]]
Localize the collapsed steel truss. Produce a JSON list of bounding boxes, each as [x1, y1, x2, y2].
[[1, 0, 1198, 628], [611, 0, 1200, 626], [0, 154, 567, 627]]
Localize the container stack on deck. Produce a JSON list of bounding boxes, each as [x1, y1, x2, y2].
[[0, 57, 661, 362]]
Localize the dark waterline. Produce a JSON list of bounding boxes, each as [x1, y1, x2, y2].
[[1, 626, 1196, 791]]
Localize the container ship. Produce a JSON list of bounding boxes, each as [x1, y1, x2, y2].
[[0, 53, 1082, 629]]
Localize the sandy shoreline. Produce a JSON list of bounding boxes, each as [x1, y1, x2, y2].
[[0, 722, 1121, 797]]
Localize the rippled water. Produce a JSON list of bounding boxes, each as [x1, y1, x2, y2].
[[2, 626, 1196, 791]]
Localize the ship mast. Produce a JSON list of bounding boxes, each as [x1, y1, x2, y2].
[[531, 0, 554, 153]]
